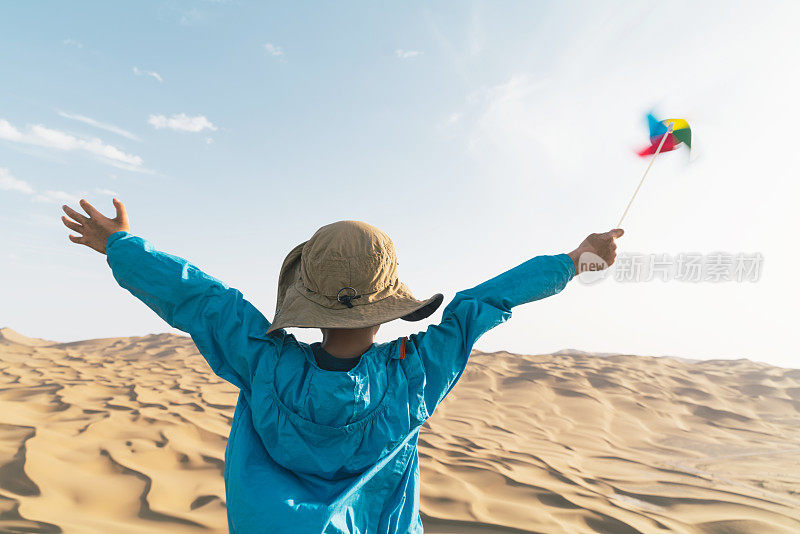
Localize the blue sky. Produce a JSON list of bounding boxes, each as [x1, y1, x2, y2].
[[2, 1, 799, 368]]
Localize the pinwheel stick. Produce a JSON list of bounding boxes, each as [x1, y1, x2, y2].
[[617, 122, 674, 228]]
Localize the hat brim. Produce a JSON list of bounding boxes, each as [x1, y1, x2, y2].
[[266, 285, 443, 334], [400, 293, 443, 321], [267, 237, 444, 335]]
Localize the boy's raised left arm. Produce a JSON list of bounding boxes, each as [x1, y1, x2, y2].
[[61, 199, 270, 392], [407, 229, 623, 417]]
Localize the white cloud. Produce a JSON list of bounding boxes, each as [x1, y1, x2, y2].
[[58, 111, 140, 141], [444, 112, 462, 126], [463, 73, 612, 183], [31, 125, 141, 165], [33, 190, 81, 204], [263, 43, 285, 58], [205, 137, 213, 145], [94, 187, 118, 196], [0, 119, 23, 142], [0, 118, 144, 170], [0, 167, 82, 205], [148, 113, 217, 133], [62, 38, 83, 48], [395, 49, 422, 59], [133, 66, 163, 83], [468, 3, 485, 56], [0, 168, 34, 194], [179, 8, 202, 26]]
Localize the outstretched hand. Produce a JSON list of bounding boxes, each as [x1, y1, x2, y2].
[[61, 198, 129, 254], [567, 229, 624, 276]]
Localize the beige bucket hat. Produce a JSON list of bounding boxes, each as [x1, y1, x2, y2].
[[266, 220, 443, 334]]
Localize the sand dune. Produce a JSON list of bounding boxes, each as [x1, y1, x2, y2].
[[1, 327, 798, 533]]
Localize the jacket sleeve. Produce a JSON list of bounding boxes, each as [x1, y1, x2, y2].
[[105, 231, 273, 392], [409, 253, 575, 417]]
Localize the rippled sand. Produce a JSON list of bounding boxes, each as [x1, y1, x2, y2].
[[1, 327, 799, 533]]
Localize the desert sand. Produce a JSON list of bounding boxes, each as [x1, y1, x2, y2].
[[1, 326, 798, 533]]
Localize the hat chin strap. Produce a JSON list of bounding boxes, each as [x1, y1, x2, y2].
[[336, 287, 362, 308]]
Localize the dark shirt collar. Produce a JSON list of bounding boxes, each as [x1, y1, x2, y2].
[[311, 342, 361, 372]]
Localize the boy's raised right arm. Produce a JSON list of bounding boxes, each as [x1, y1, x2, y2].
[[61, 199, 271, 393]]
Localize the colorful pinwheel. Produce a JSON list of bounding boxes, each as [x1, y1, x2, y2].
[[638, 113, 692, 156], [617, 112, 693, 227]]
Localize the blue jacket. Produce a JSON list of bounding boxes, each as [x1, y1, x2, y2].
[[105, 231, 575, 533]]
